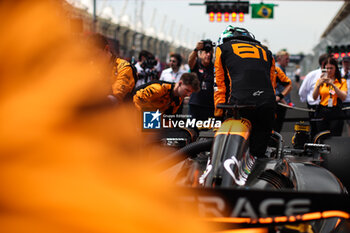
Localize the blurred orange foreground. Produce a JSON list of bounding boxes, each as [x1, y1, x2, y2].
[[0, 1, 211, 232]]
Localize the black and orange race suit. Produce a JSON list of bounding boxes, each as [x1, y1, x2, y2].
[[111, 58, 137, 102], [214, 39, 276, 117], [214, 39, 276, 158], [133, 81, 182, 114]]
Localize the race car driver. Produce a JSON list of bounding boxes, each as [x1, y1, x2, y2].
[[214, 26, 276, 158], [133, 72, 200, 114]]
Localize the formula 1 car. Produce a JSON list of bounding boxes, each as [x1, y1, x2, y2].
[[158, 104, 350, 233]]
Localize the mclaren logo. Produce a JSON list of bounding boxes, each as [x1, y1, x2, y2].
[[253, 90, 264, 96]]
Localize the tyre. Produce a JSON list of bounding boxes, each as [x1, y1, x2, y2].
[[322, 136, 350, 191]]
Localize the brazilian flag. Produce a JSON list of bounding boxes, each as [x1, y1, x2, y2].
[[251, 3, 274, 19]]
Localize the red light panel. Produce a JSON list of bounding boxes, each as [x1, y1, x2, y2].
[[239, 12, 244, 22], [341, 52, 346, 58], [232, 12, 237, 22], [334, 53, 340, 59], [217, 12, 222, 22], [209, 12, 214, 22], [224, 12, 229, 22]]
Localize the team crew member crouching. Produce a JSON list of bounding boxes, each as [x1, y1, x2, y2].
[[214, 26, 276, 158], [313, 57, 347, 136], [133, 73, 200, 114], [110, 57, 137, 103]]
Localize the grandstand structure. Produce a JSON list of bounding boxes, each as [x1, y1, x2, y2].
[[63, 0, 350, 73], [63, 0, 192, 63], [301, 1, 350, 74]]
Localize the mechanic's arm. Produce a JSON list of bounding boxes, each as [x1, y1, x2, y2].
[[133, 83, 165, 111], [112, 64, 135, 102], [275, 67, 292, 102], [214, 46, 226, 117], [188, 41, 203, 70]]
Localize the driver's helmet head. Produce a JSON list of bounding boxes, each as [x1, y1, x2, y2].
[[217, 25, 255, 46]]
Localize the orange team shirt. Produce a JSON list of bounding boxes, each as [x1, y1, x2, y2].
[[314, 78, 347, 106], [271, 66, 291, 90]]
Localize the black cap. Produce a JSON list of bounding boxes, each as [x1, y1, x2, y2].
[[342, 54, 350, 62]]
